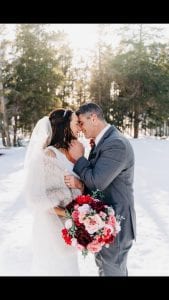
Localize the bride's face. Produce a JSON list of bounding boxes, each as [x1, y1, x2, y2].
[[70, 113, 81, 137]]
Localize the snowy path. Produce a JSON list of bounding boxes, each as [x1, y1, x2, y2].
[[0, 138, 169, 276]]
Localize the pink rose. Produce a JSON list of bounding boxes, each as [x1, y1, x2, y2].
[[107, 215, 116, 226], [77, 243, 85, 251], [83, 214, 105, 234], [72, 210, 79, 221], [87, 240, 102, 253]]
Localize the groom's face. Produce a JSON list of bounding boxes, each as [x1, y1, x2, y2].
[[78, 113, 95, 138]]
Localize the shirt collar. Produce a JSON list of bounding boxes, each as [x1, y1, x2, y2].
[[95, 124, 111, 146]]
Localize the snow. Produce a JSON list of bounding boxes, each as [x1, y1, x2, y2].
[[0, 137, 169, 276]]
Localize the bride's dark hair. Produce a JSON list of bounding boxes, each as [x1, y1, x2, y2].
[[48, 108, 77, 150]]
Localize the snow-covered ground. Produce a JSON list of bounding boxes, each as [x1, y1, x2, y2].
[[0, 137, 169, 276]]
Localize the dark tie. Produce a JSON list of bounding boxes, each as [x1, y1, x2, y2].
[[88, 138, 96, 160]]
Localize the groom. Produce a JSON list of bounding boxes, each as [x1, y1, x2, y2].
[[68, 102, 136, 277]]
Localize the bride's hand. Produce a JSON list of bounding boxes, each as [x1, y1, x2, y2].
[[69, 140, 85, 160], [52, 207, 66, 217], [64, 175, 84, 192]]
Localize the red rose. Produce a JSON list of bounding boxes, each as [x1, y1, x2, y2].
[[75, 225, 93, 247], [104, 234, 115, 244], [76, 195, 93, 205], [61, 228, 72, 245], [90, 199, 106, 213]]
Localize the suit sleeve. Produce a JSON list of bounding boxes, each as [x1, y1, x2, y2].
[[73, 139, 127, 191]]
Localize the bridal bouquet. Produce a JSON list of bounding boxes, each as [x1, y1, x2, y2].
[[61, 191, 122, 257]]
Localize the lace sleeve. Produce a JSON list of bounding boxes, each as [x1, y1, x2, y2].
[[24, 149, 73, 212]]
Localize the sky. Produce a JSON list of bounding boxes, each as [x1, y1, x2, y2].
[[3, 23, 99, 54], [4, 23, 169, 60], [0, 136, 169, 276], [48, 23, 169, 50], [50, 24, 99, 50]]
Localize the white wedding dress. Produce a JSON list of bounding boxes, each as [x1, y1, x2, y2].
[[24, 146, 81, 276]]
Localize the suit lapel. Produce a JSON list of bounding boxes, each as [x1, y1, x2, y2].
[[96, 125, 116, 149], [88, 125, 117, 161]]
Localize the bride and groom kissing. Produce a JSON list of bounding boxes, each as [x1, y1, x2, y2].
[[24, 102, 136, 277]]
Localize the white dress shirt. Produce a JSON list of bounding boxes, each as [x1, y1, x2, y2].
[[95, 124, 111, 146]]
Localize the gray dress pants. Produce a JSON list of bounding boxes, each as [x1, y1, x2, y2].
[[95, 236, 133, 276]]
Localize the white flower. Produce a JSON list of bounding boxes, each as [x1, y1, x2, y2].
[[108, 207, 115, 216], [65, 219, 72, 229], [78, 204, 90, 214], [115, 222, 121, 233]]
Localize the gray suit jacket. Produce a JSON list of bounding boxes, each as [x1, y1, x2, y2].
[[73, 125, 136, 243]]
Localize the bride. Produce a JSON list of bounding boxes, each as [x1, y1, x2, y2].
[[24, 108, 85, 276]]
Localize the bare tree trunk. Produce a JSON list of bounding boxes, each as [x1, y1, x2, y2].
[[0, 26, 12, 147], [98, 46, 102, 106], [134, 110, 139, 138], [13, 115, 18, 147], [1, 129, 6, 146], [0, 82, 11, 147]]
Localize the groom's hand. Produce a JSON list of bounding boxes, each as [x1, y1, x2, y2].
[[69, 140, 85, 161]]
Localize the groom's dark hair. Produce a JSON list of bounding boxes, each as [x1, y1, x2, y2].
[[76, 102, 104, 120]]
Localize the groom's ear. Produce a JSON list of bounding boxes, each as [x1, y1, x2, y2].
[[91, 113, 97, 122], [91, 113, 99, 126]]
